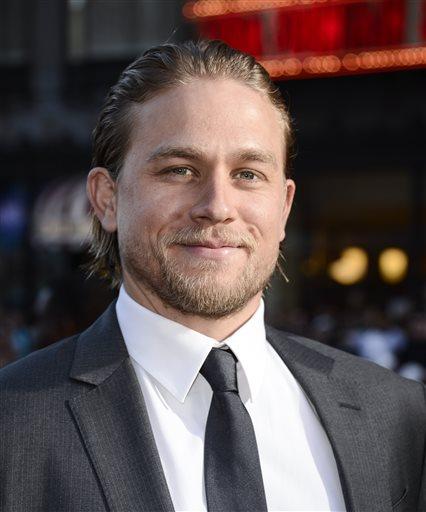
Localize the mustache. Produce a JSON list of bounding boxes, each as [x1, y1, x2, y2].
[[160, 226, 258, 251]]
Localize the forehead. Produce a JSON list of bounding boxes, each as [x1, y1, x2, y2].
[[125, 78, 285, 167]]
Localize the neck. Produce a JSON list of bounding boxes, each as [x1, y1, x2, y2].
[[122, 275, 262, 341]]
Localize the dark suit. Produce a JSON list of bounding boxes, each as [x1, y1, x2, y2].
[[1, 302, 425, 511]]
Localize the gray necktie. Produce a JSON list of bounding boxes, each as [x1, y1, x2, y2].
[[200, 348, 268, 512]]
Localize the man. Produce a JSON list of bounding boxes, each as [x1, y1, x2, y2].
[[0, 40, 425, 512]]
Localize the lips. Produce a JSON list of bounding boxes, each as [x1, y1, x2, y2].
[[161, 226, 256, 253], [182, 240, 241, 249], [175, 241, 243, 260]]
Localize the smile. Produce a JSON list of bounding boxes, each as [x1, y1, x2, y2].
[[177, 244, 243, 259]]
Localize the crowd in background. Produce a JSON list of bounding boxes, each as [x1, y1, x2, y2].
[[279, 292, 426, 381], [0, 273, 113, 369], [1, 276, 425, 383]]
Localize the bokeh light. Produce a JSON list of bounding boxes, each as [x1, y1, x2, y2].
[[328, 247, 369, 286], [379, 248, 409, 284]]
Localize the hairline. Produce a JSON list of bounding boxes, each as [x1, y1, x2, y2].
[[118, 76, 288, 181]]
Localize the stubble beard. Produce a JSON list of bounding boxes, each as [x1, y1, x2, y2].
[[120, 226, 278, 318]]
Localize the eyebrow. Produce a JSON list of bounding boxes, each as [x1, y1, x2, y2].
[[232, 148, 277, 166], [146, 145, 277, 166], [146, 145, 204, 163]]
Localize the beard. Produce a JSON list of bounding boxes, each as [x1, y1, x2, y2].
[[119, 225, 278, 318]]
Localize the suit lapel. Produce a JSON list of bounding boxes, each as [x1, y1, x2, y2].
[[266, 327, 392, 512], [67, 303, 393, 511], [67, 302, 174, 512]]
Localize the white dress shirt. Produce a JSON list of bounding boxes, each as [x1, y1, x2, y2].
[[116, 286, 346, 512]]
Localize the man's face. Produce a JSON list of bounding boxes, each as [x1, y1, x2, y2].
[[115, 78, 295, 317]]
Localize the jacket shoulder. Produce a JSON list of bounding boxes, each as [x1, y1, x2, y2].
[[266, 325, 424, 389], [0, 334, 79, 392]]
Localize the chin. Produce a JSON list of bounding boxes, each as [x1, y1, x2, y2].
[[171, 255, 236, 272]]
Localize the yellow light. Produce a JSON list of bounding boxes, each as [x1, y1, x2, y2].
[[262, 59, 282, 76], [376, 51, 389, 68], [303, 56, 320, 73], [342, 53, 360, 71], [328, 247, 368, 285], [283, 58, 302, 75], [183, 0, 343, 19], [260, 45, 426, 79], [378, 248, 408, 284], [322, 55, 341, 73]]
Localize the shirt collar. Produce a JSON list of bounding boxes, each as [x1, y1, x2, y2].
[[223, 301, 266, 402], [116, 286, 267, 403]]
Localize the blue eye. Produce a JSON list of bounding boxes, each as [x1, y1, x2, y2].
[[237, 170, 257, 180], [170, 167, 192, 176]]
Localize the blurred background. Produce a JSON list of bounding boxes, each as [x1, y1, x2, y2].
[[0, 0, 425, 379]]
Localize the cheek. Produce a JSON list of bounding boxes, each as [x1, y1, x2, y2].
[[117, 187, 184, 242], [116, 186, 152, 239], [245, 198, 284, 241]]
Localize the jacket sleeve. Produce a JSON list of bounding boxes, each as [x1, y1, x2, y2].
[[417, 385, 426, 511]]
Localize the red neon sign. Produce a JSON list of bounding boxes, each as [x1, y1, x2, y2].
[[184, 0, 426, 78]]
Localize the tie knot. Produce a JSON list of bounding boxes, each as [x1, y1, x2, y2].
[[200, 348, 238, 393]]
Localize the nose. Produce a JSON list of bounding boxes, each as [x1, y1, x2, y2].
[[189, 173, 237, 226]]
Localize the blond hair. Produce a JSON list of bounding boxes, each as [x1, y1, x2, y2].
[[88, 39, 294, 288]]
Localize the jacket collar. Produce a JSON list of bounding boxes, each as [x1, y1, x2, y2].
[[70, 301, 128, 385], [68, 301, 175, 512]]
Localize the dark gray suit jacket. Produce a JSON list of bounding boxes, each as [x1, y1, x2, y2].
[[1, 302, 425, 512]]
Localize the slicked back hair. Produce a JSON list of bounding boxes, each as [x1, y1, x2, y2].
[[88, 39, 294, 288]]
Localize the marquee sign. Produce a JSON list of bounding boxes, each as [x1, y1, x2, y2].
[[183, 0, 426, 79]]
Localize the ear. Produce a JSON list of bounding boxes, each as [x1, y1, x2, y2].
[[280, 178, 296, 242], [86, 167, 118, 233]]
